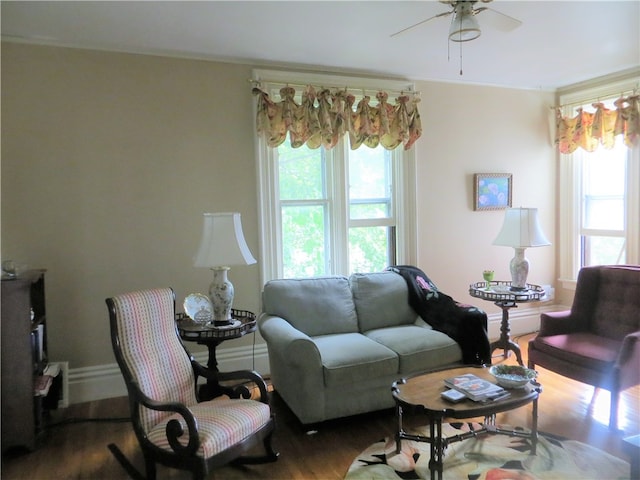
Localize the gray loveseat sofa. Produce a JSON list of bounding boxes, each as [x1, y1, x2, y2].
[[258, 269, 488, 425]]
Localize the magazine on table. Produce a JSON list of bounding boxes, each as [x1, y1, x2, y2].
[[444, 373, 510, 402]]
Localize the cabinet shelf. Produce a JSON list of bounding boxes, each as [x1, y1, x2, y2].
[[31, 315, 47, 329], [2, 269, 55, 452]]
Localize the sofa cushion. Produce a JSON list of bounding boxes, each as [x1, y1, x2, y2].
[[364, 324, 462, 374], [532, 332, 621, 373], [313, 333, 399, 387], [350, 271, 418, 331], [262, 277, 358, 337]]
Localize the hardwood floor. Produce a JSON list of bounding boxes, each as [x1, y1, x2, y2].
[[2, 333, 638, 479]]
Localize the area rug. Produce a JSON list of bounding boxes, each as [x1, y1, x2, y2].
[[345, 422, 630, 480]]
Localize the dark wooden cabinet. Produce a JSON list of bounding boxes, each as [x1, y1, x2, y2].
[[1, 269, 47, 452]]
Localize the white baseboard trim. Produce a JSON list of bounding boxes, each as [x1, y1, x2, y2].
[[47, 361, 70, 408], [486, 302, 568, 341], [67, 303, 569, 405], [67, 343, 270, 405]]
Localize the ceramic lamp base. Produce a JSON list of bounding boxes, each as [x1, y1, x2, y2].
[[509, 247, 529, 291], [209, 266, 234, 325]]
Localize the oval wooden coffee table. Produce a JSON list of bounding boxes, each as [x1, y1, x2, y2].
[[392, 365, 542, 480]]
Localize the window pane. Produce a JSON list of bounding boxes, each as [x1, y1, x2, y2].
[[282, 205, 327, 278], [349, 146, 391, 219], [349, 226, 390, 274], [582, 145, 626, 230], [278, 144, 324, 200], [350, 203, 389, 219], [582, 236, 626, 266], [584, 196, 624, 230]]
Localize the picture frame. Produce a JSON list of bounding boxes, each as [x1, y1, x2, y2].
[[474, 173, 512, 211]]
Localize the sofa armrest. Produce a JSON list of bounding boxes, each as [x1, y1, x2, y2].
[[258, 313, 326, 421], [258, 314, 322, 370]]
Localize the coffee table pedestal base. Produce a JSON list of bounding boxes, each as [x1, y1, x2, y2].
[[392, 368, 541, 480], [395, 411, 538, 480]]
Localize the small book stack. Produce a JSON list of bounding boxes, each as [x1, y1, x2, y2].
[[444, 373, 510, 402]]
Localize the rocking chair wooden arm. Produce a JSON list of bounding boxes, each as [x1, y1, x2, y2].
[[191, 360, 270, 404], [128, 379, 201, 456]]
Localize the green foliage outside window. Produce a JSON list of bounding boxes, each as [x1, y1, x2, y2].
[[278, 141, 394, 278], [282, 205, 327, 278], [349, 226, 389, 274]]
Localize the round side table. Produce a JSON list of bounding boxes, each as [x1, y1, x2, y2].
[[176, 309, 256, 400], [469, 281, 545, 365]]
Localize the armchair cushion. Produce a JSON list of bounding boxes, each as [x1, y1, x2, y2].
[[531, 333, 621, 373], [148, 399, 271, 458]]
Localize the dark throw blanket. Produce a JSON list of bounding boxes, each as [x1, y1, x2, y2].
[[388, 265, 490, 365]]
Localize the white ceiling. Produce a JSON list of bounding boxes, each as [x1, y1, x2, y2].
[[2, 1, 639, 90]]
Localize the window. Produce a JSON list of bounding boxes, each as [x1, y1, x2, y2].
[[278, 142, 395, 278], [558, 78, 640, 286], [255, 70, 417, 282], [347, 145, 395, 274], [579, 142, 627, 266]]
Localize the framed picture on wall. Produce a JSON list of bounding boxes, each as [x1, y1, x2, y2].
[[474, 173, 512, 211]]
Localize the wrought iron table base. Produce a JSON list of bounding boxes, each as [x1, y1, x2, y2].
[[395, 402, 539, 480], [489, 300, 524, 365]]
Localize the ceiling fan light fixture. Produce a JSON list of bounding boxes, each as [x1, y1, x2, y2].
[[448, 4, 481, 42]]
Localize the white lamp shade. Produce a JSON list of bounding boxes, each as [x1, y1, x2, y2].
[[449, 4, 481, 42], [493, 208, 551, 248], [194, 212, 257, 268]]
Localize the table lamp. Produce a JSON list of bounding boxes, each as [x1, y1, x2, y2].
[[193, 212, 256, 326], [493, 207, 550, 291]]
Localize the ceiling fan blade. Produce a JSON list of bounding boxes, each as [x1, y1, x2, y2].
[[390, 10, 452, 38], [480, 7, 522, 32]]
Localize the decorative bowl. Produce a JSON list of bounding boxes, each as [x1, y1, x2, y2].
[[489, 365, 537, 389]]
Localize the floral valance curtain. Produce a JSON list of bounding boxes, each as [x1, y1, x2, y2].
[[252, 85, 422, 151], [555, 94, 639, 154]]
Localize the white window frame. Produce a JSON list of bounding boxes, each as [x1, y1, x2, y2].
[[253, 69, 418, 284], [557, 76, 640, 290]]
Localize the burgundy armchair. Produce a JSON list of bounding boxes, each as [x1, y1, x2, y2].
[[528, 265, 640, 430]]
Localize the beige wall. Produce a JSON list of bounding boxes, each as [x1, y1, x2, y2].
[[414, 80, 556, 304], [1, 42, 556, 371]]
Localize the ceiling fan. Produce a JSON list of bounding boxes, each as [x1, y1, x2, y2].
[[390, 0, 522, 42]]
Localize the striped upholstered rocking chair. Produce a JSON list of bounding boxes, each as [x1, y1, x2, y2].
[[106, 288, 278, 480]]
